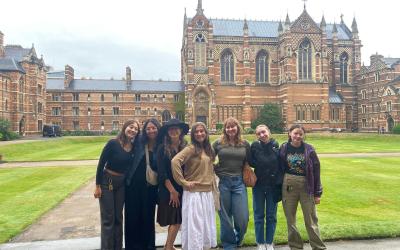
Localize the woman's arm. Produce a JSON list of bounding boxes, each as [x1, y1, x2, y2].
[[172, 145, 198, 190], [94, 140, 112, 198]]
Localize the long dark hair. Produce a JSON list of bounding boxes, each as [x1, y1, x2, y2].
[[190, 122, 215, 161], [287, 124, 306, 143], [141, 118, 161, 145], [163, 128, 187, 160], [116, 119, 140, 146]]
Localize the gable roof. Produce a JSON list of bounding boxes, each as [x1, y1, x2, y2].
[[4, 45, 31, 62], [0, 57, 25, 73]]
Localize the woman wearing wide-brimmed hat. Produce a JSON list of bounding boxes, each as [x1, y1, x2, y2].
[[156, 119, 189, 250]]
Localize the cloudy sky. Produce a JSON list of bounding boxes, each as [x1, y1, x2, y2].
[[1, 0, 399, 80]]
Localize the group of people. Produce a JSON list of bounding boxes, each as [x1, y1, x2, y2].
[[94, 116, 326, 250]]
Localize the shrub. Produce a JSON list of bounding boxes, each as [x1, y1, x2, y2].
[[392, 125, 400, 134], [244, 127, 255, 134], [0, 119, 20, 141]]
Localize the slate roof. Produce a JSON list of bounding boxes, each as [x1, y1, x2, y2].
[[4, 45, 31, 62], [196, 18, 352, 40], [0, 57, 25, 73], [382, 58, 400, 68], [47, 71, 65, 78], [47, 78, 184, 92], [329, 89, 344, 104]]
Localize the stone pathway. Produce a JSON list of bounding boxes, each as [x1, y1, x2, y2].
[[10, 178, 167, 243]]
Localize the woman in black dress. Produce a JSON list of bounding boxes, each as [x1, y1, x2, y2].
[[156, 119, 189, 250], [94, 119, 140, 250], [125, 118, 161, 250]]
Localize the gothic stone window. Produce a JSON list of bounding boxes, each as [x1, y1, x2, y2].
[[256, 50, 269, 83], [101, 94, 105, 102], [112, 121, 119, 131], [387, 101, 392, 112], [72, 107, 79, 116], [330, 107, 340, 121], [340, 52, 349, 84], [221, 50, 234, 83], [73, 93, 79, 101], [298, 39, 312, 80], [52, 93, 61, 101], [52, 107, 61, 116], [135, 94, 141, 102], [113, 107, 119, 115], [361, 90, 367, 99], [101, 108, 105, 115], [195, 33, 206, 69]]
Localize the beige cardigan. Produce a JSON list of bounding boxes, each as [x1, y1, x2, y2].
[[171, 144, 215, 192]]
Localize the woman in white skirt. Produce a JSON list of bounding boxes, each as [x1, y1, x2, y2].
[[171, 122, 217, 250]]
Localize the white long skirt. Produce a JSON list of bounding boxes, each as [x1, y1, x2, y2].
[[181, 190, 217, 250]]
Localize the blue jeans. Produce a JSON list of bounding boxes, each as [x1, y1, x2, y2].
[[252, 185, 278, 245], [218, 175, 249, 250]]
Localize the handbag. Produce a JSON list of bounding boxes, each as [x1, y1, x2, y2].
[[242, 163, 257, 187], [145, 144, 158, 185]]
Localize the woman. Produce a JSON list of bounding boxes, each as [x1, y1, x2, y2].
[[212, 117, 251, 250], [156, 119, 189, 250], [94, 119, 140, 250], [171, 122, 217, 250], [250, 125, 281, 250], [279, 124, 326, 250], [125, 118, 161, 250]]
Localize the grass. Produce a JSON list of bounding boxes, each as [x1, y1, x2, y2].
[[1, 134, 400, 162], [0, 166, 95, 243], [239, 157, 400, 245]]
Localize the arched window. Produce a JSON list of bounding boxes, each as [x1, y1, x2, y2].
[[221, 50, 234, 83], [195, 34, 206, 43], [162, 110, 171, 123], [101, 108, 105, 115], [340, 53, 349, 83], [298, 39, 312, 80], [256, 50, 269, 83], [100, 94, 104, 102]]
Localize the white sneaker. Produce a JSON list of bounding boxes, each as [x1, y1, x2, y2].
[[266, 243, 274, 250], [257, 244, 266, 250]]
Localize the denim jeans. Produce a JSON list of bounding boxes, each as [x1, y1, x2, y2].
[[218, 175, 249, 250], [252, 185, 278, 245]]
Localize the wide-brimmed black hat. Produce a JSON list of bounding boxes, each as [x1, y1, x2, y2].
[[158, 119, 189, 139]]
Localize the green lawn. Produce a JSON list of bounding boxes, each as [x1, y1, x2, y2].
[[240, 157, 400, 245], [1, 134, 400, 162], [0, 158, 399, 244], [0, 166, 95, 243]]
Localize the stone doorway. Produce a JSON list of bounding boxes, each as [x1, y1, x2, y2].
[[193, 91, 209, 127]]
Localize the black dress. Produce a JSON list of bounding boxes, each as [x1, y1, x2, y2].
[[156, 144, 184, 226], [125, 146, 158, 250]]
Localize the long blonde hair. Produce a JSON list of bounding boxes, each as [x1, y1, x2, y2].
[[220, 117, 244, 146]]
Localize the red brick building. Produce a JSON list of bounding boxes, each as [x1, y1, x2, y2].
[[182, 1, 362, 130], [46, 65, 183, 132], [356, 54, 400, 132], [0, 31, 47, 134]]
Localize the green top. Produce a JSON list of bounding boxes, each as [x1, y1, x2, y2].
[[212, 139, 251, 177]]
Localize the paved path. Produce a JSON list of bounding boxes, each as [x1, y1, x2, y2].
[[1, 237, 400, 249]]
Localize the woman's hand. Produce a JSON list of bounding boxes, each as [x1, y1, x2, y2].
[[94, 185, 102, 198], [185, 181, 200, 191], [314, 196, 321, 204], [169, 190, 180, 208]]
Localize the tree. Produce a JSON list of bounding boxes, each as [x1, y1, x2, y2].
[[251, 103, 284, 133], [0, 118, 19, 141]]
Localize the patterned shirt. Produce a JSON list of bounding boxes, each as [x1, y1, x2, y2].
[[285, 143, 306, 176]]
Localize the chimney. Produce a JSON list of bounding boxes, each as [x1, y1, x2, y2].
[[64, 65, 74, 89], [0, 31, 4, 57], [126, 66, 132, 82], [370, 53, 383, 65]]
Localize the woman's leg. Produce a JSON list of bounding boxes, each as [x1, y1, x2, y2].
[[299, 190, 326, 250], [113, 176, 125, 250], [282, 175, 303, 250], [252, 186, 266, 245], [265, 186, 278, 245], [231, 177, 249, 247], [218, 177, 236, 250], [99, 174, 115, 250], [165, 224, 181, 250]]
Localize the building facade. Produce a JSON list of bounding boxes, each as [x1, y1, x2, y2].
[[46, 65, 184, 131], [0, 31, 47, 135], [1, 1, 400, 134], [356, 54, 400, 132], [182, 1, 362, 130]]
